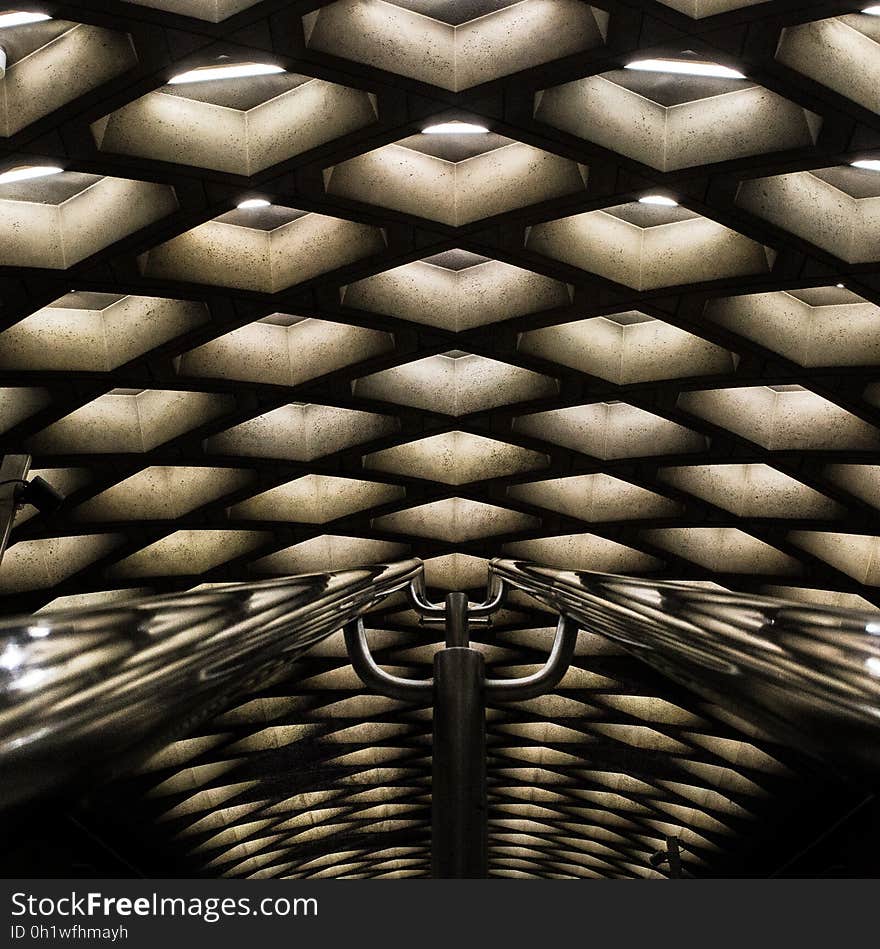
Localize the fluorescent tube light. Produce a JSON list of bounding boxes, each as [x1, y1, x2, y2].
[[625, 58, 746, 80], [168, 63, 285, 85], [0, 165, 63, 184]]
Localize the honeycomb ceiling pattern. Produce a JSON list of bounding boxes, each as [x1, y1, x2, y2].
[[2, 0, 879, 878]]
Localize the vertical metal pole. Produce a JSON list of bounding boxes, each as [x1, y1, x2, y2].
[[431, 593, 488, 878], [0, 454, 30, 569]]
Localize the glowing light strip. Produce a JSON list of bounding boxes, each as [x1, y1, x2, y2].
[[852, 159, 880, 172], [639, 195, 678, 207], [0, 165, 62, 183], [168, 63, 285, 85], [625, 58, 746, 80], [0, 11, 51, 28], [422, 122, 489, 134]]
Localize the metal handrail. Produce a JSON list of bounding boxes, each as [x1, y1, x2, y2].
[[489, 558, 880, 779], [0, 559, 422, 810], [7, 553, 880, 814], [484, 614, 579, 701]]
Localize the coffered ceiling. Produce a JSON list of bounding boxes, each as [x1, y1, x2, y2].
[[1, 0, 879, 879]]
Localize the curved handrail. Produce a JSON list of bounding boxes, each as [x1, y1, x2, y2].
[[485, 614, 578, 701], [490, 558, 880, 778], [343, 618, 433, 703], [0, 559, 423, 809], [344, 605, 579, 703]]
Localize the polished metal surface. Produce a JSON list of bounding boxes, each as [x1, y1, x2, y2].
[[343, 601, 578, 704], [490, 559, 880, 778], [432, 646, 487, 879], [0, 559, 422, 810]]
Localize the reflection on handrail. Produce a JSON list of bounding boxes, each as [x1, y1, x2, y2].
[[0, 559, 422, 810], [490, 559, 880, 778]]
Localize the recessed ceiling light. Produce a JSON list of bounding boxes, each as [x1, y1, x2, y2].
[[625, 58, 746, 80], [422, 122, 489, 134], [237, 198, 271, 210], [639, 195, 678, 207], [852, 159, 880, 172], [168, 63, 285, 85], [0, 11, 51, 27], [863, 6, 880, 14], [0, 165, 63, 184]]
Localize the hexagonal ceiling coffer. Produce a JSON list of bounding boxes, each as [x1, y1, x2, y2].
[[508, 473, 680, 522], [251, 535, 409, 574], [706, 287, 880, 367], [107, 529, 270, 579], [677, 385, 880, 451], [26, 390, 232, 454], [657, 464, 841, 518], [777, 12, 880, 114], [535, 67, 819, 172], [303, 0, 608, 92], [789, 531, 880, 586], [736, 166, 880, 263], [204, 403, 398, 461], [0, 534, 123, 593], [176, 315, 393, 386], [0, 18, 136, 136], [353, 351, 557, 415], [324, 130, 588, 226], [363, 432, 549, 484], [519, 312, 735, 384], [0, 293, 208, 371], [341, 250, 572, 331], [72, 467, 255, 521], [526, 202, 775, 290], [372, 497, 539, 542], [228, 475, 404, 524], [0, 173, 178, 269], [139, 206, 386, 291], [124, 0, 272, 23], [502, 533, 661, 572], [423, 553, 489, 590], [643, 527, 802, 576], [658, 0, 772, 17], [92, 73, 378, 175], [514, 402, 707, 459]]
